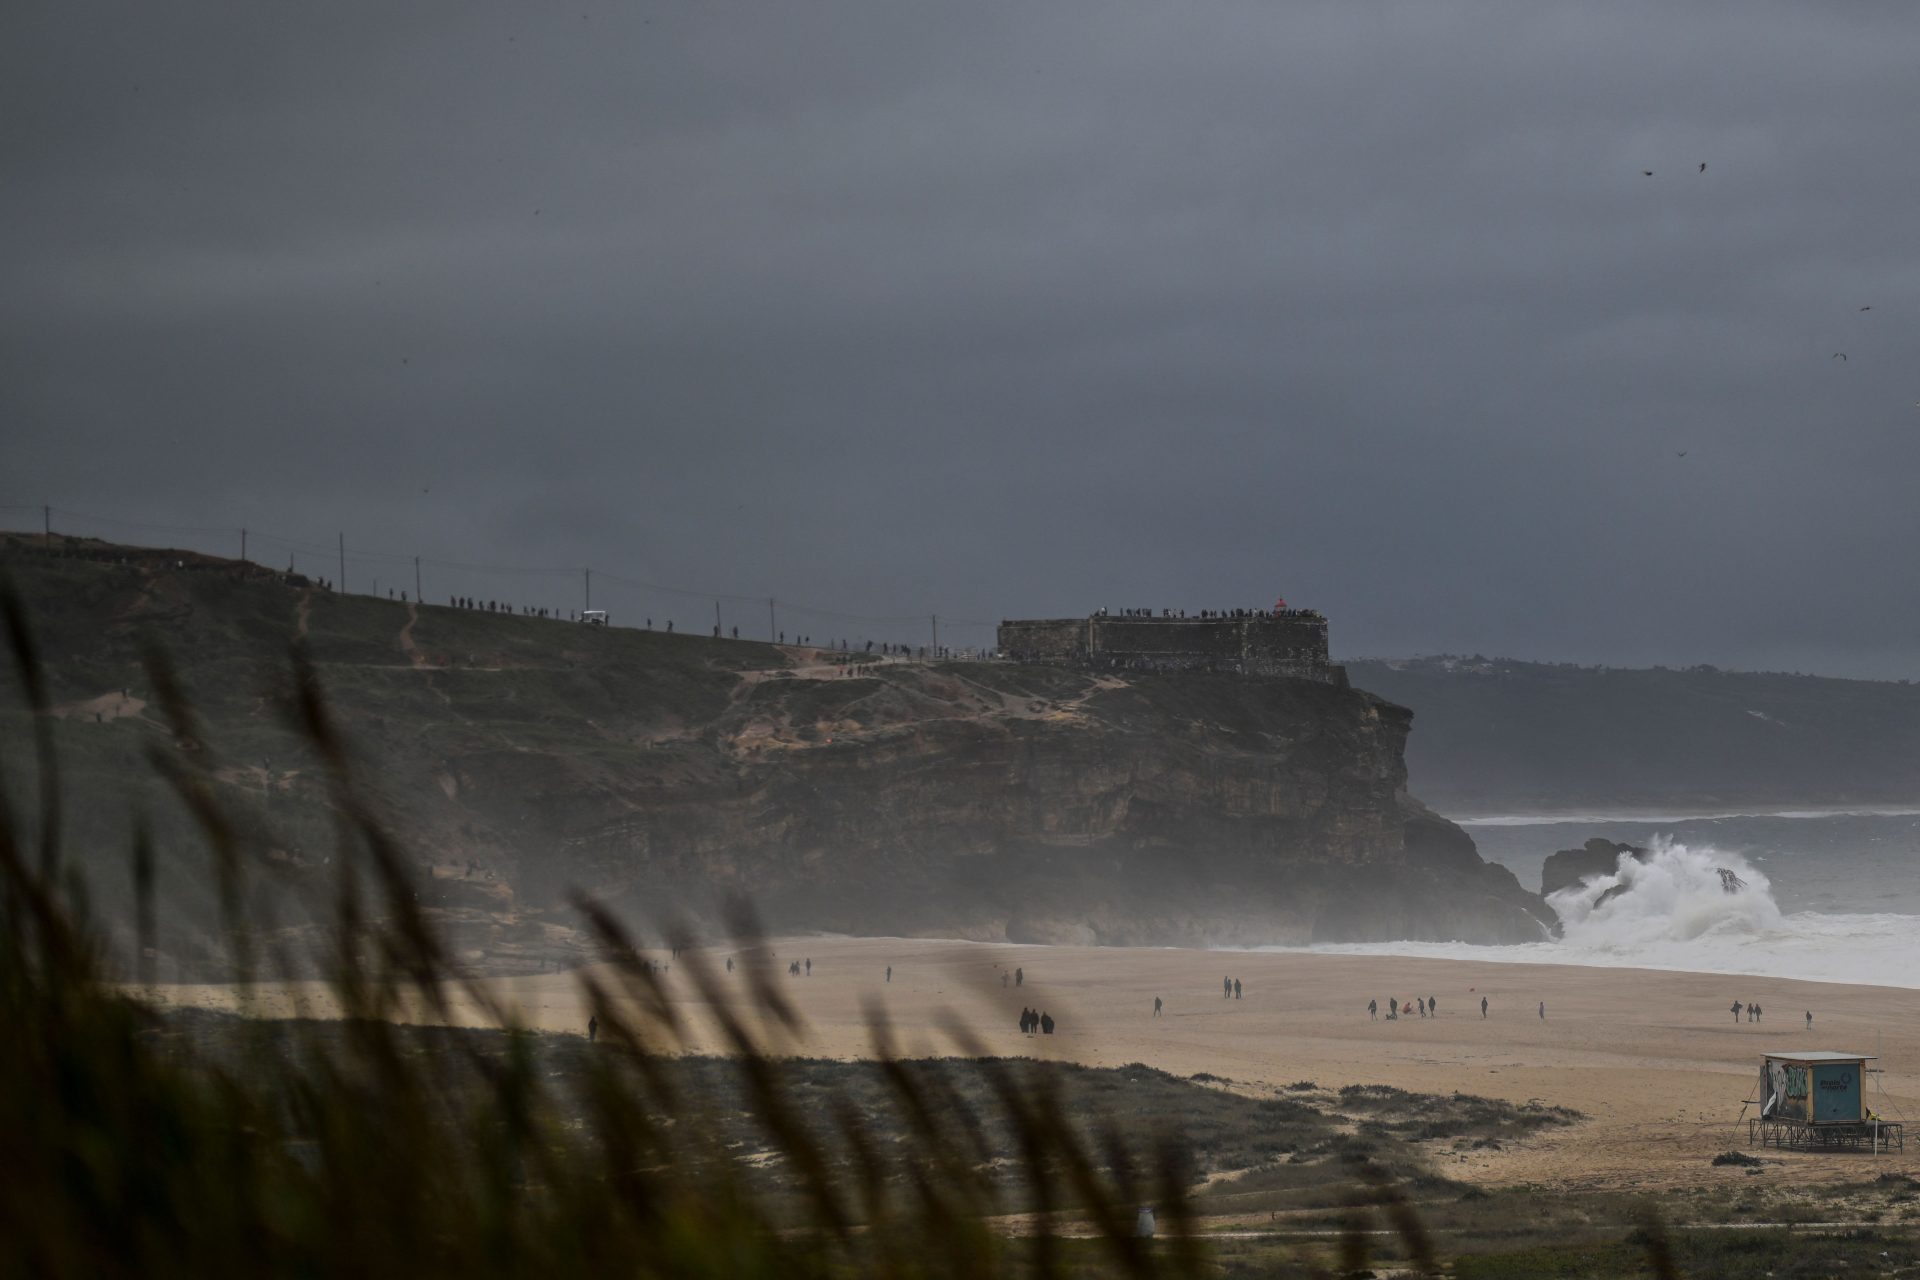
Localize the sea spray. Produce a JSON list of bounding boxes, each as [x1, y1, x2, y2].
[[1260, 834, 1920, 988], [1546, 838, 1784, 950]]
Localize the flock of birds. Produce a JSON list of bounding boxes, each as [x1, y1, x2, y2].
[[1644, 161, 1914, 459]]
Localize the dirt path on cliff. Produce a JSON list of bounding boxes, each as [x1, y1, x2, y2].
[[144, 942, 1920, 1196], [728, 649, 1123, 710], [398, 601, 427, 668], [50, 690, 148, 722]]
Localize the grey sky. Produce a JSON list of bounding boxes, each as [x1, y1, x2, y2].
[[6, 2, 1919, 674]]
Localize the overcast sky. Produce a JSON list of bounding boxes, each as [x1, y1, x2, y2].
[[6, 2, 1919, 674]]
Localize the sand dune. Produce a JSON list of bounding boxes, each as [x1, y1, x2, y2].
[[146, 936, 1920, 1192]]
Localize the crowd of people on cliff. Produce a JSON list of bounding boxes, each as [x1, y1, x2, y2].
[[1094, 606, 1323, 620]]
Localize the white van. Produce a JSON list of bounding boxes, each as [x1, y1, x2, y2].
[[581, 610, 609, 626]]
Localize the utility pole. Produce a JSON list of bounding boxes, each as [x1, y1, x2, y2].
[[715, 600, 722, 637], [43, 504, 50, 545], [337, 532, 345, 592], [768, 597, 776, 643], [241, 527, 247, 563], [583, 569, 591, 611], [414, 556, 422, 601], [931, 614, 938, 660]]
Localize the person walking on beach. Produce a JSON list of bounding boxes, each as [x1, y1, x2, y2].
[[1731, 1000, 1743, 1024], [1233, 978, 1242, 1000], [1368, 999, 1377, 1021], [1040, 1012, 1054, 1035], [1154, 996, 1163, 1017], [1481, 995, 1488, 1019], [1416, 997, 1426, 1018], [1538, 1001, 1546, 1020], [1805, 1009, 1813, 1030], [805, 958, 812, 976], [1429, 995, 1437, 1015], [1223, 976, 1232, 1000], [886, 965, 892, 983], [1753, 1003, 1762, 1023], [1015, 967, 1024, 988]]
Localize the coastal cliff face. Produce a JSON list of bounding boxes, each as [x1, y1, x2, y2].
[[2, 539, 1551, 972]]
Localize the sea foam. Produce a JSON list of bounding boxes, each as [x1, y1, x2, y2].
[[1266, 838, 1920, 989]]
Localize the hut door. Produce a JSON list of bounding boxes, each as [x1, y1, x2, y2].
[[1812, 1064, 1860, 1123]]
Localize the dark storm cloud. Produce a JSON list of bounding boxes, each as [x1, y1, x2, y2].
[[6, 2, 1919, 672]]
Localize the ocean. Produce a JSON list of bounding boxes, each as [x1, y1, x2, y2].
[[1288, 810, 1920, 989]]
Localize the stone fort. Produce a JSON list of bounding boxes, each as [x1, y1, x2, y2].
[[997, 608, 1344, 685]]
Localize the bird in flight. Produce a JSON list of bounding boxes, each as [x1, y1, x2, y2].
[[1860, 305, 1872, 311], [1699, 163, 1707, 173], [1833, 353, 1847, 361], [1676, 451, 1688, 458], [1642, 170, 1654, 177]]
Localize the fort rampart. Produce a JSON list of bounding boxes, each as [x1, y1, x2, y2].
[[997, 611, 1343, 684]]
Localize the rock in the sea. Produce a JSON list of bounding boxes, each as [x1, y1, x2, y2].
[[1540, 837, 1648, 898]]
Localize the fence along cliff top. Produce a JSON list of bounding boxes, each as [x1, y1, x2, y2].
[[996, 606, 1344, 684]]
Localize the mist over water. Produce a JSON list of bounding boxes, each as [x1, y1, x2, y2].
[[1279, 823, 1920, 989]]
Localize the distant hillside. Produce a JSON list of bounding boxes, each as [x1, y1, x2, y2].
[[0, 536, 1548, 976], [1347, 656, 1920, 814]]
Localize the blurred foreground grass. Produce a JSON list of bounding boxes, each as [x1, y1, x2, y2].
[[8, 581, 1856, 1278]]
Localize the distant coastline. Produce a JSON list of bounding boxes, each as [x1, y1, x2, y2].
[[1452, 804, 1920, 827]]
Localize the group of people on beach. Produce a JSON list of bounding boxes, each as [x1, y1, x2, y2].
[[1367, 994, 1443, 1020], [1729, 1000, 1815, 1029], [1019, 1008, 1054, 1035], [1367, 994, 1524, 1020]]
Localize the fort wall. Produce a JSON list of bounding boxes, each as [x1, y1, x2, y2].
[[997, 612, 1343, 684]]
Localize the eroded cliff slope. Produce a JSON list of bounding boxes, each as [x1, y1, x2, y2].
[[2, 538, 1549, 972]]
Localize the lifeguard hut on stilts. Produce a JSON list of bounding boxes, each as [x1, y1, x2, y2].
[[1750, 1051, 1903, 1153]]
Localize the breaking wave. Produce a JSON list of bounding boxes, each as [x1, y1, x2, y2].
[[1547, 837, 1783, 946], [1274, 837, 1920, 989]]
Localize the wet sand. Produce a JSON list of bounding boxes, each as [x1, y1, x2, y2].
[[146, 936, 1920, 1192]]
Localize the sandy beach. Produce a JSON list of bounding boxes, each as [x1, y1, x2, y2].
[[149, 937, 1920, 1192]]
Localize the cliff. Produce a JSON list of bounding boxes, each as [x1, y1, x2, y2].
[[1, 537, 1550, 973]]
